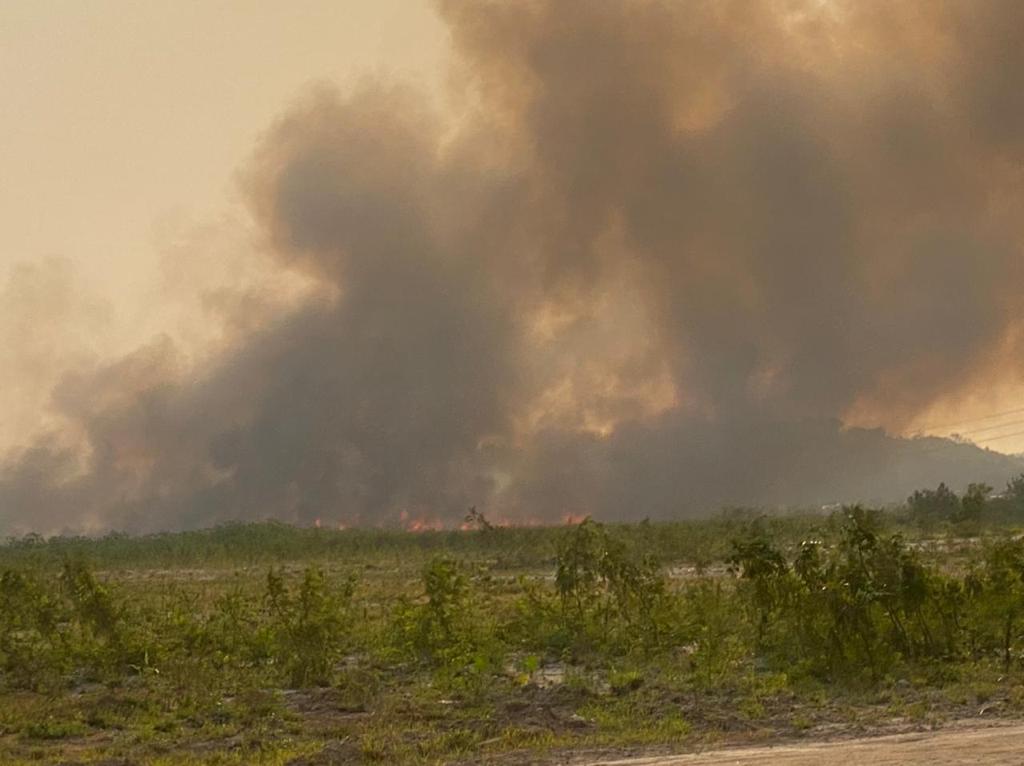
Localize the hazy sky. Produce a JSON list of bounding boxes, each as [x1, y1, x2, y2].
[[3, 1, 1024, 534], [1, 0, 445, 301]]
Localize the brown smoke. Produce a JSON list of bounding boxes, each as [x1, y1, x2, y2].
[[3, 0, 1024, 533]]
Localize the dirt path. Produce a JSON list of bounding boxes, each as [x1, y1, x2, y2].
[[590, 722, 1024, 765]]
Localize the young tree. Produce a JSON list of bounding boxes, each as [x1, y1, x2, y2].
[[1006, 474, 1024, 513], [957, 483, 993, 524], [908, 482, 959, 523]]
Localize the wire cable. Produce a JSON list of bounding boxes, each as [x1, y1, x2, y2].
[[939, 417, 1024, 438], [912, 405, 1024, 434], [972, 428, 1024, 445]]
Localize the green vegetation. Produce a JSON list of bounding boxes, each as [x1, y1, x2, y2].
[[4, 477, 1024, 764]]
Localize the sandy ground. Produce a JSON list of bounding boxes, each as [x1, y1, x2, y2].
[[590, 722, 1024, 765]]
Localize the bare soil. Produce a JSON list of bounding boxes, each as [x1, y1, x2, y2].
[[587, 721, 1024, 765]]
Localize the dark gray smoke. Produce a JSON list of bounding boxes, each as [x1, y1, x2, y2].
[[3, 1, 1024, 533]]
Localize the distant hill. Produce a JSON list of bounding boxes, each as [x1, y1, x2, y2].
[[507, 416, 1024, 521]]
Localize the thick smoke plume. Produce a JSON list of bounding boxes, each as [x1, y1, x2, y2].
[[3, 0, 1024, 533]]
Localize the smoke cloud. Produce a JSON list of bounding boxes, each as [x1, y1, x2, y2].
[[3, 0, 1024, 533]]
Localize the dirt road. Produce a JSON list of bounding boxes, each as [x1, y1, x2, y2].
[[591, 722, 1024, 765]]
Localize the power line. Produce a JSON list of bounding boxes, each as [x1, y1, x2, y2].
[[911, 427, 1024, 455], [941, 417, 1024, 438], [912, 405, 1024, 434], [972, 428, 1024, 446]]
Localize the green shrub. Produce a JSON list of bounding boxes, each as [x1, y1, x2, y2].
[[0, 568, 67, 689], [265, 566, 354, 687], [553, 519, 674, 656], [387, 556, 502, 693]]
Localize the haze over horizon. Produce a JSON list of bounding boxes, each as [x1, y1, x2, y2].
[[3, 0, 1024, 534]]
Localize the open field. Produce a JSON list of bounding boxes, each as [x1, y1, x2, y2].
[[4, 498, 1024, 764]]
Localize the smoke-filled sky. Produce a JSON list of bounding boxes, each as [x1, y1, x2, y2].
[[3, 0, 1024, 534]]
